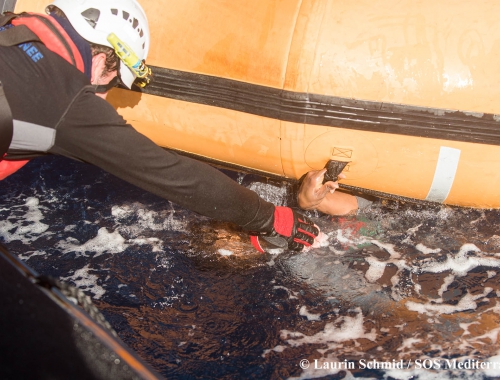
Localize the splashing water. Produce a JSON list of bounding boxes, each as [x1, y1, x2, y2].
[[1, 156, 500, 379]]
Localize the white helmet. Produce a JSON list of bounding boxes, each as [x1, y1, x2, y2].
[[47, 0, 150, 88]]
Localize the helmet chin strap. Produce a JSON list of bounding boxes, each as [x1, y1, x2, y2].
[[93, 76, 120, 93]]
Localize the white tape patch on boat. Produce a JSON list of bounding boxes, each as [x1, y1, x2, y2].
[[425, 146, 461, 203]]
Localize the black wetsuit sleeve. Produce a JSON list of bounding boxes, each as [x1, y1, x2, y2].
[[49, 89, 275, 231]]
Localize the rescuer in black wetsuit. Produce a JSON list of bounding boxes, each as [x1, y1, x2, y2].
[[0, 0, 343, 252]]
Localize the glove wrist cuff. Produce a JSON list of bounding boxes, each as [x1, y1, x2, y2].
[[273, 206, 294, 237]]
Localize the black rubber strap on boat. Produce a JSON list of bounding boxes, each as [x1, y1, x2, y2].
[[0, 81, 13, 159], [139, 66, 500, 146]]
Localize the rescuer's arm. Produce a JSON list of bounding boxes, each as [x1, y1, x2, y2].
[[49, 90, 319, 251]]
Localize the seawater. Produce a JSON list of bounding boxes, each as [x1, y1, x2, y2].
[[1, 156, 500, 380]]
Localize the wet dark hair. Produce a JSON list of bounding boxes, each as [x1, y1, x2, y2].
[[47, 6, 120, 74]]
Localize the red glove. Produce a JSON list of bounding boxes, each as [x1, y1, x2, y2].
[[250, 207, 319, 253]]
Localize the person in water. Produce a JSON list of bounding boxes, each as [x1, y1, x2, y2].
[[0, 0, 358, 253]]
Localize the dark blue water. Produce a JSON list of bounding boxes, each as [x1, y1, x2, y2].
[[2, 156, 500, 380]]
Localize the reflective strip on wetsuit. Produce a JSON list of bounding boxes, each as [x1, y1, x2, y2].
[[10, 119, 56, 151]]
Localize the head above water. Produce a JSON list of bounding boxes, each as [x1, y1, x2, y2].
[[46, 0, 150, 89]]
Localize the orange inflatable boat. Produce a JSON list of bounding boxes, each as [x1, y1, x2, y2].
[[12, 0, 500, 209]]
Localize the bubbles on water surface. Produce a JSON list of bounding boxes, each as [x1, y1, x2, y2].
[[2, 156, 500, 379]]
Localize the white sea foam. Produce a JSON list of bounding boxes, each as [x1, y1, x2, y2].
[[370, 240, 401, 259], [129, 237, 164, 252], [299, 305, 321, 321], [402, 223, 423, 244], [335, 229, 354, 245], [111, 203, 193, 254], [312, 231, 329, 248], [61, 264, 106, 299], [419, 244, 500, 277], [56, 227, 128, 257], [17, 249, 47, 261], [267, 248, 285, 255], [248, 182, 288, 207], [218, 249, 233, 256], [364, 256, 387, 282], [397, 337, 423, 354], [0, 197, 50, 243], [483, 355, 500, 377], [111, 205, 131, 219], [261, 345, 287, 357], [281, 308, 377, 347], [415, 243, 441, 255], [363, 252, 411, 301], [437, 274, 455, 298], [472, 326, 500, 345], [406, 288, 492, 315], [111, 202, 186, 232], [383, 367, 485, 380], [266, 258, 276, 266], [265, 308, 376, 379], [413, 283, 422, 294]]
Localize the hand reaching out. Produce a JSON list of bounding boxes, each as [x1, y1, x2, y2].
[[297, 169, 358, 216], [297, 168, 344, 210]]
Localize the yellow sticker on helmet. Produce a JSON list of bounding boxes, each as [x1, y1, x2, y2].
[[107, 32, 151, 86]]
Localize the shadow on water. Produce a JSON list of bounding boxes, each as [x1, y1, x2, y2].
[[2, 156, 500, 379]]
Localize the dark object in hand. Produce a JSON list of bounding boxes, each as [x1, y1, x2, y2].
[[322, 160, 348, 184]]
